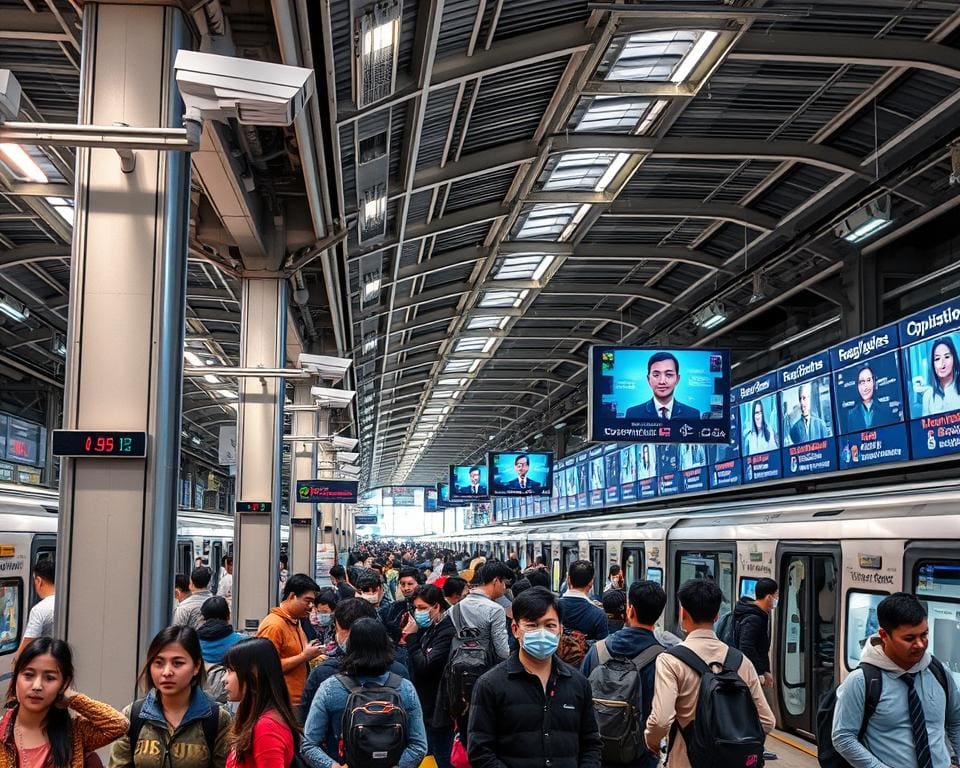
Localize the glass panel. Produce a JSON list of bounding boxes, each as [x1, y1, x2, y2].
[[740, 577, 758, 599], [647, 567, 663, 586], [783, 557, 807, 715], [0, 579, 21, 654], [678, 550, 734, 618], [846, 591, 886, 669], [812, 557, 838, 713], [920, 599, 960, 687], [719, 552, 735, 617], [623, 547, 643, 586], [591, 547, 605, 599], [916, 561, 960, 600]]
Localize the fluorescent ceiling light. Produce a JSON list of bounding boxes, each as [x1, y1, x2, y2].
[[844, 218, 893, 243], [671, 31, 719, 84], [0, 294, 29, 322], [530, 255, 555, 281], [693, 301, 727, 330], [560, 204, 592, 242], [363, 338, 377, 354], [836, 196, 893, 244], [482, 338, 497, 353], [45, 197, 74, 225], [216, 389, 237, 399], [364, 278, 381, 299], [438, 377, 468, 386], [204, 373, 220, 384], [513, 289, 529, 308], [469, 359, 481, 373], [0, 144, 47, 183], [184, 350, 204, 366], [594, 153, 631, 192], [467, 316, 505, 329], [362, 19, 396, 55], [499, 317, 510, 329], [637, 99, 668, 135], [442, 405, 452, 414]]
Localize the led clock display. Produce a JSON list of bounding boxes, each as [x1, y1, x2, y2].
[[52, 430, 147, 458]]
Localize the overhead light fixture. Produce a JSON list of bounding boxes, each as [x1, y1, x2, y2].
[[311, 386, 356, 408], [45, 197, 74, 225], [216, 389, 237, 399], [531, 255, 555, 281], [0, 293, 29, 322], [184, 350, 204, 366], [203, 373, 220, 384], [0, 144, 47, 183], [533, 432, 544, 440], [835, 196, 893, 244], [748, 273, 768, 305], [52, 334, 66, 357], [693, 301, 727, 330], [481, 338, 497, 353], [553, 421, 567, 430], [363, 278, 381, 299], [594, 153, 631, 192], [559, 204, 592, 242], [671, 30, 719, 84], [513, 289, 529, 308], [362, 338, 377, 354]]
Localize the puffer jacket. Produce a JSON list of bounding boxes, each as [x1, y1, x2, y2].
[[107, 688, 232, 768], [0, 694, 128, 768], [404, 614, 455, 727], [732, 596, 771, 676]]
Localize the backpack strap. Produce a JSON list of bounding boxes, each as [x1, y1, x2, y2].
[[927, 656, 951, 704], [630, 643, 664, 671], [595, 639, 610, 666], [127, 699, 145, 748], [335, 674, 363, 694], [449, 602, 464, 635], [666, 645, 710, 677], [722, 646, 745, 673], [858, 663, 883, 742], [383, 672, 403, 690], [201, 702, 220, 758]]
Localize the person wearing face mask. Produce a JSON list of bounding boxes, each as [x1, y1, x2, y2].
[[731, 578, 778, 690], [467, 587, 603, 768], [297, 599, 409, 724], [308, 589, 338, 649], [401, 585, 455, 768]]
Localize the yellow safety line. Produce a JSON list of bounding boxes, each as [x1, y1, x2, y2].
[[769, 730, 819, 758]]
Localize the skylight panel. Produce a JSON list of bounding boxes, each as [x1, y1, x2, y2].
[[607, 31, 700, 82], [494, 254, 551, 281], [455, 338, 488, 353], [479, 289, 525, 308], [467, 316, 505, 330], [543, 152, 617, 191], [515, 204, 580, 241], [575, 96, 651, 132]]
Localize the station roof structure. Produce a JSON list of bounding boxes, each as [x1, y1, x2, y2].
[[1, 0, 959, 490]]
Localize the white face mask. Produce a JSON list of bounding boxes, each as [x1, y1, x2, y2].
[[360, 592, 380, 604], [771, 597, 779, 609]]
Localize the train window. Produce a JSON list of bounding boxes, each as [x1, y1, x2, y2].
[[914, 560, 960, 686], [0, 579, 22, 655], [622, 547, 643, 586], [916, 561, 960, 600], [678, 551, 735, 618], [590, 546, 605, 599], [646, 567, 663, 586], [740, 578, 758, 599], [845, 591, 886, 670]]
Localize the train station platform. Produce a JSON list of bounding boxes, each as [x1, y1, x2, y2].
[[767, 731, 819, 768]]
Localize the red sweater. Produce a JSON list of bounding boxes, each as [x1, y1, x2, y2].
[[226, 713, 294, 768]]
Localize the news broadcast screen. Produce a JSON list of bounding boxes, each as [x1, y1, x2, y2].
[[424, 487, 438, 512], [488, 451, 553, 497], [436, 482, 449, 507], [588, 346, 731, 444], [448, 464, 490, 501], [777, 351, 838, 478]]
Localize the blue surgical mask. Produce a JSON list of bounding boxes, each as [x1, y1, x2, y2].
[[315, 612, 332, 627], [521, 628, 559, 660], [414, 609, 433, 629]]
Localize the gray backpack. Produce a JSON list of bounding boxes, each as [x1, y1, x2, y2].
[[203, 662, 229, 704]]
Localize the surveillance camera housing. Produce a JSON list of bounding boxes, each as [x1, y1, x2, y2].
[[337, 451, 360, 463], [0, 70, 22, 123], [332, 436, 359, 451], [174, 50, 315, 127], [310, 386, 356, 408], [298, 353, 352, 382]]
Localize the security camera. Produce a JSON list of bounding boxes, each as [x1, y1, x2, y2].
[[0, 70, 22, 123], [332, 436, 359, 451], [339, 464, 360, 475], [174, 50, 315, 128], [298, 353, 352, 381], [337, 451, 360, 463], [311, 386, 356, 408]]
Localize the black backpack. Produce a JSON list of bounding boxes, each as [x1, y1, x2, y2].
[[587, 639, 664, 765], [715, 612, 737, 646], [337, 673, 408, 768], [815, 657, 950, 768], [444, 602, 496, 720], [129, 698, 220, 763], [667, 646, 766, 768]]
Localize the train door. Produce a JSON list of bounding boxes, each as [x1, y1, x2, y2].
[[666, 542, 736, 635], [560, 542, 578, 591], [28, 535, 56, 607], [776, 545, 839, 738], [621, 543, 644, 586], [526, 542, 536, 568], [905, 543, 960, 691], [589, 544, 605, 599], [177, 540, 194, 578], [210, 541, 224, 595]]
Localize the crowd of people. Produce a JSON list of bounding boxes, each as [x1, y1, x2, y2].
[[7, 544, 959, 768]]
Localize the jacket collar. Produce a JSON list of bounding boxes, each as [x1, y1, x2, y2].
[[140, 687, 214, 726], [504, 651, 572, 678], [270, 605, 298, 625]]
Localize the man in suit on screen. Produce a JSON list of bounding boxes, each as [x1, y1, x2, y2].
[[457, 466, 487, 496], [505, 454, 542, 492], [789, 382, 829, 444], [624, 351, 700, 421]]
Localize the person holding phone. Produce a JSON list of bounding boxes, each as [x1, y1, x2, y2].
[[1, 638, 128, 768]]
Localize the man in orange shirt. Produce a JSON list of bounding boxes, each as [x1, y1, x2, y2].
[[257, 573, 324, 710]]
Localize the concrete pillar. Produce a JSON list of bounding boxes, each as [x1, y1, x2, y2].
[[317, 410, 335, 549], [289, 384, 317, 576], [234, 278, 286, 631], [56, 2, 191, 707]]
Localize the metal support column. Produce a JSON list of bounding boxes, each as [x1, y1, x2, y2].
[[289, 384, 317, 576], [56, 2, 191, 707], [234, 279, 287, 630], [317, 410, 335, 549]]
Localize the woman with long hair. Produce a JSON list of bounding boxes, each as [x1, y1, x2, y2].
[[221, 639, 298, 768], [401, 585, 455, 768], [921, 336, 960, 416], [0, 638, 127, 768], [744, 399, 778, 453], [108, 626, 232, 768]]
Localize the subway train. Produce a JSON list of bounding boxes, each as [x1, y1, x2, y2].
[[422, 479, 960, 741]]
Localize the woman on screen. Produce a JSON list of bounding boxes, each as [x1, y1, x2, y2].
[[637, 444, 655, 479], [920, 336, 960, 416], [744, 399, 778, 453]]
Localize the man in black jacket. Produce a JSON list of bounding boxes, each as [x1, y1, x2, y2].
[[468, 586, 603, 768], [732, 577, 778, 687]]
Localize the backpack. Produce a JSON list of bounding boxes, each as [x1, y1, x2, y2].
[[203, 662, 229, 704], [557, 628, 588, 666], [444, 603, 497, 720], [129, 697, 220, 762], [715, 612, 737, 646], [815, 657, 950, 768], [336, 673, 408, 768], [588, 639, 664, 765], [666, 645, 765, 768]]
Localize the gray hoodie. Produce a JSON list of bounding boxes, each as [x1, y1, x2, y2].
[[833, 635, 960, 768]]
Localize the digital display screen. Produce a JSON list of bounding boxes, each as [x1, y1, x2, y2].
[[236, 501, 272, 513], [488, 451, 553, 496], [778, 352, 838, 478], [588, 448, 604, 506], [449, 464, 490, 501], [7, 418, 42, 464], [51, 430, 146, 458], [603, 447, 620, 505], [295, 480, 359, 504], [437, 482, 450, 507], [588, 346, 731, 444], [424, 488, 438, 512]]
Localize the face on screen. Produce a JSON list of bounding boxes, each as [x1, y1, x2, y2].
[[934, 342, 955, 386], [515, 456, 529, 479], [857, 368, 875, 405], [469, 468, 480, 485], [647, 358, 679, 401], [799, 385, 811, 417]]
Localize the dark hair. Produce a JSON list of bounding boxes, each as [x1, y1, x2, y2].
[[930, 336, 960, 397], [190, 566, 212, 590], [535, 555, 546, 566], [333, 597, 377, 632], [441, 562, 458, 575], [330, 564, 347, 580], [514, 453, 529, 466], [223, 639, 299, 761], [608, 564, 621, 577], [175, 574, 189, 593], [201, 595, 230, 621], [525, 568, 550, 589], [628, 580, 667, 625], [602, 589, 627, 620], [878, 592, 927, 634], [315, 586, 338, 611], [567, 559, 594, 589], [7, 638, 74, 768], [481, 560, 513, 585], [677, 578, 723, 624], [511, 578, 532, 598], [222, 555, 233, 567], [282, 573, 320, 600], [279, 554, 288, 567], [339, 618, 394, 677], [514, 586, 559, 624], [413, 584, 448, 610], [139, 625, 205, 692], [398, 567, 421, 584], [469, 466, 481, 474], [647, 351, 679, 375], [355, 572, 383, 592], [755, 578, 779, 601], [751, 399, 773, 442], [34, 557, 55, 585], [442, 577, 467, 600]]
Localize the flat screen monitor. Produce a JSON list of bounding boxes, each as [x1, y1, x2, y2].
[[449, 463, 491, 501], [588, 346, 731, 443], [437, 482, 450, 507], [488, 451, 553, 497]]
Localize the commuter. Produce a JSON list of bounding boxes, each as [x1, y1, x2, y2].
[[432, 562, 459, 589], [442, 577, 468, 606], [256, 574, 323, 710], [298, 598, 409, 724], [401, 584, 455, 768], [277, 556, 288, 603], [831, 592, 960, 768], [197, 597, 246, 704], [732, 577, 778, 687], [173, 567, 214, 629], [2, 638, 127, 768], [301, 618, 427, 768], [582, 581, 667, 768], [524, 568, 551, 590], [456, 561, 511, 660], [216, 557, 233, 601], [355, 571, 386, 609], [604, 565, 625, 592], [221, 639, 298, 768], [175, 575, 190, 605], [558, 561, 609, 663], [327, 565, 355, 601], [16, 557, 56, 658], [644, 579, 773, 767], [382, 567, 422, 644], [511, 578, 533, 599], [467, 586, 603, 768], [601, 589, 627, 633], [308, 588, 337, 649], [108, 626, 232, 768]]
